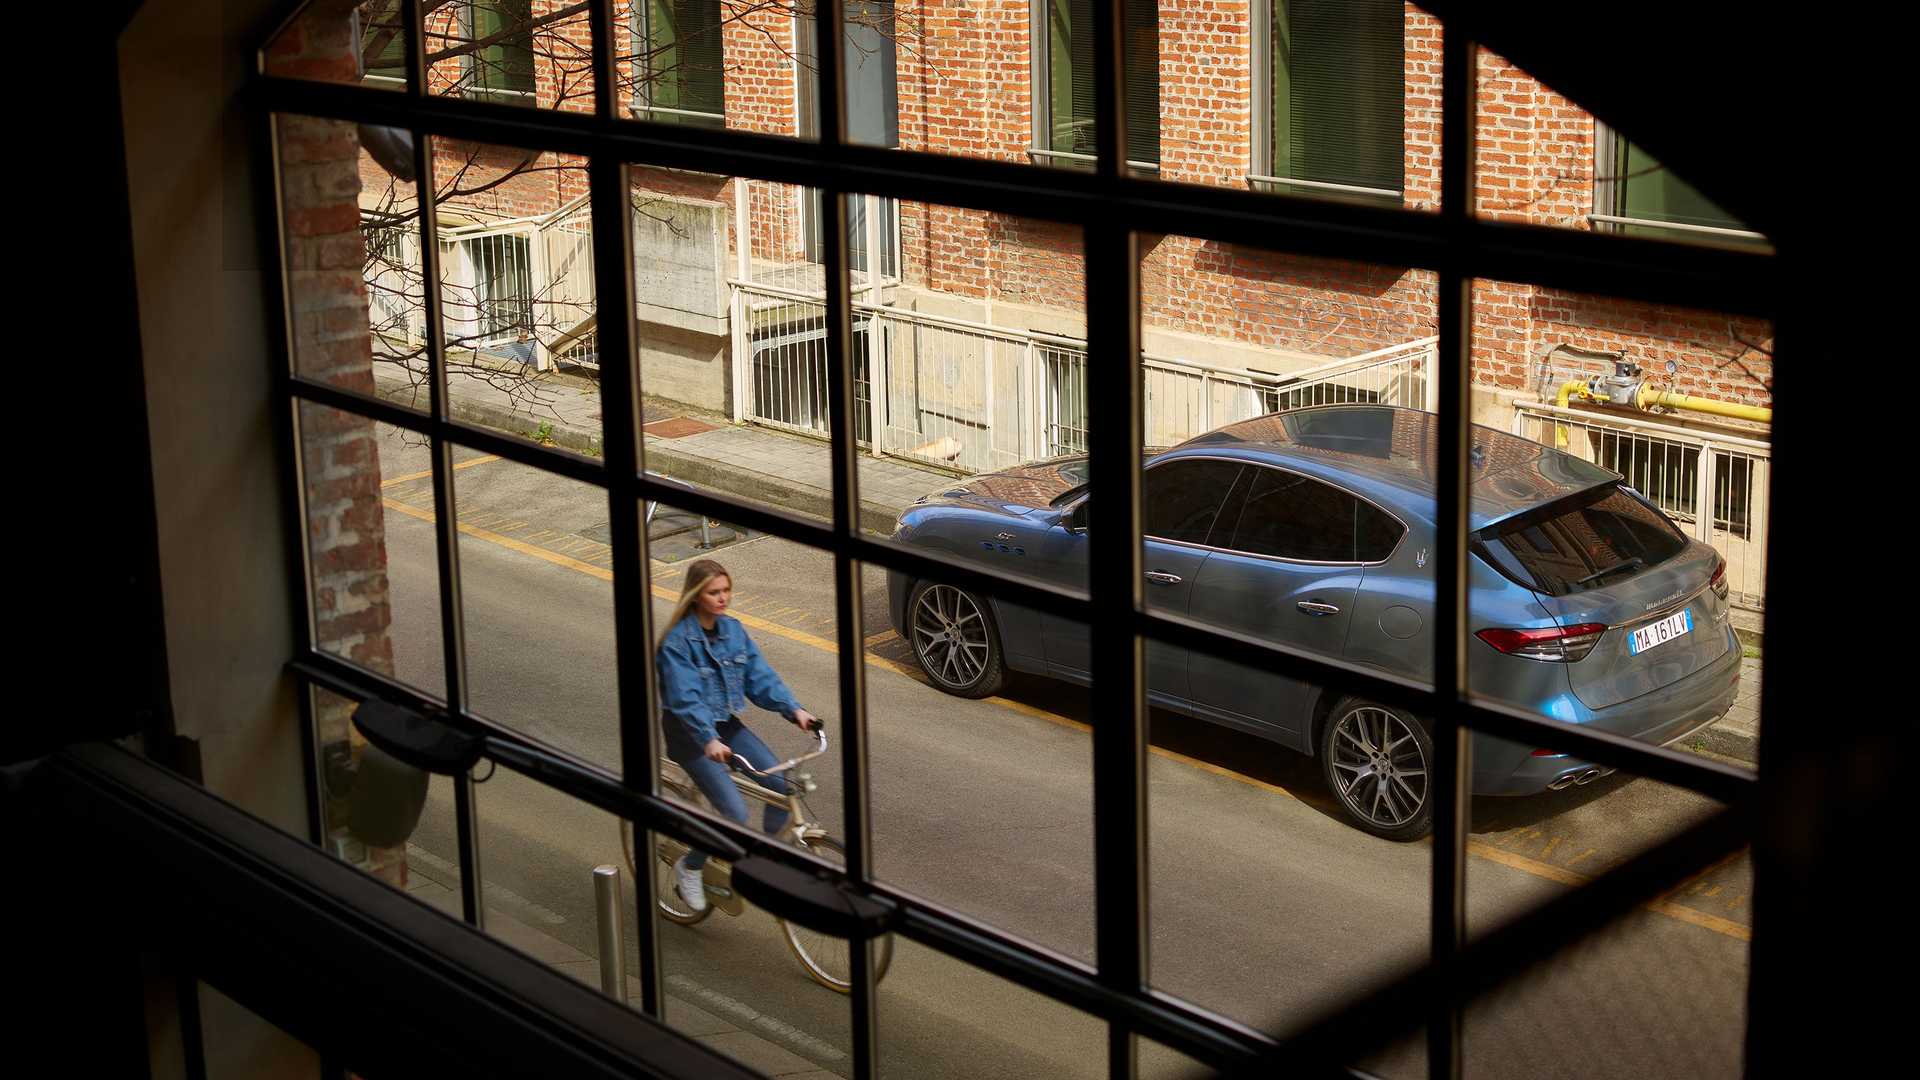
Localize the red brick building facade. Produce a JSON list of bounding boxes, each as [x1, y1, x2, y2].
[[356, 1, 1773, 429]]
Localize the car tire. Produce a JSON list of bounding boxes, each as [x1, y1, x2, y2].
[[1318, 697, 1434, 842], [906, 580, 1007, 699]]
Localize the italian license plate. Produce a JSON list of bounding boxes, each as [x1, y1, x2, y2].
[[1628, 608, 1692, 655]]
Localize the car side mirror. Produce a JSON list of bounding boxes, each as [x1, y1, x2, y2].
[[1065, 502, 1089, 531]]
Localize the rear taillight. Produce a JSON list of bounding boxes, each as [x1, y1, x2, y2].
[[1475, 623, 1608, 662], [1709, 555, 1729, 601]]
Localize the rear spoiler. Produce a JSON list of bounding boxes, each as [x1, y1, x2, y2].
[[1471, 477, 1624, 540]]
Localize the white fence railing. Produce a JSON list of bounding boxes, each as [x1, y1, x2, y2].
[[363, 194, 599, 371], [735, 279, 1436, 474], [1513, 403, 1769, 612]]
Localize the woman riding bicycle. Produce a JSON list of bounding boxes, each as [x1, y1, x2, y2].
[[656, 558, 820, 913]]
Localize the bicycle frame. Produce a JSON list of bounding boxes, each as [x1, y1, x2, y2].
[[653, 730, 833, 900]]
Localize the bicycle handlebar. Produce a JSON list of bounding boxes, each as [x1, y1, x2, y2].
[[726, 728, 829, 779]]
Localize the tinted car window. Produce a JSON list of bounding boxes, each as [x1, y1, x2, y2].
[[1143, 459, 1245, 544], [1223, 467, 1360, 561], [1355, 500, 1404, 562], [1478, 483, 1688, 596]]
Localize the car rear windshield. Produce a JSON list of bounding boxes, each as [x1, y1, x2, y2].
[[1476, 483, 1688, 597]]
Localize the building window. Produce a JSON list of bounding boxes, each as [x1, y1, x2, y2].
[[465, 1, 537, 98], [1032, 0, 1160, 171], [1251, 0, 1404, 201], [360, 2, 408, 85], [1593, 125, 1764, 243], [797, 2, 901, 277], [634, 0, 726, 125]]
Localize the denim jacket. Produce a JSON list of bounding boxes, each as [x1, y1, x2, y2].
[[656, 614, 803, 748]]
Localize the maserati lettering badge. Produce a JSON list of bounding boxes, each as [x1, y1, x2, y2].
[[1648, 589, 1686, 611]]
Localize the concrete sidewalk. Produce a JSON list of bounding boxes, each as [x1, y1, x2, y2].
[[373, 361, 1764, 767], [373, 364, 949, 533]]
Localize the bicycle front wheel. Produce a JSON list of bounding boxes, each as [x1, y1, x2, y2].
[[624, 817, 714, 926], [781, 836, 894, 993]]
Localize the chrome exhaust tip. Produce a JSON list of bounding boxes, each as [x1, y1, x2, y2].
[[1548, 774, 1577, 790], [1572, 768, 1602, 786]]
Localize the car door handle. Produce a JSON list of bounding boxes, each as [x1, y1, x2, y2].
[[1296, 601, 1341, 616], [1145, 571, 1183, 585]]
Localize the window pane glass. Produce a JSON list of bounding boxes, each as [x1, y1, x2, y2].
[[273, 112, 428, 408], [1469, 278, 1768, 758], [451, 447, 620, 772], [431, 138, 601, 457], [1143, 459, 1244, 544], [310, 687, 463, 904], [1614, 135, 1751, 236], [1473, 46, 1766, 248], [1465, 768, 1749, 1080], [426, 1, 595, 111], [298, 406, 448, 700], [634, 0, 727, 125], [1139, 235, 1438, 1073], [1040, 0, 1159, 170], [265, 1, 404, 90], [878, 937, 1106, 1079], [1222, 465, 1360, 561], [1271, 0, 1405, 195]]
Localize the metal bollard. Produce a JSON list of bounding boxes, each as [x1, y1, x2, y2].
[[592, 865, 626, 999]]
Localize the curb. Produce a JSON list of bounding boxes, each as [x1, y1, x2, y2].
[[639, 442, 905, 535], [379, 375, 908, 532], [1690, 723, 1758, 767]]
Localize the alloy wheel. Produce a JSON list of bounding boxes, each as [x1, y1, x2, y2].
[[1328, 706, 1430, 829], [912, 585, 991, 690]]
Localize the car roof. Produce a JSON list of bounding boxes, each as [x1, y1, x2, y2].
[[1162, 405, 1620, 529]]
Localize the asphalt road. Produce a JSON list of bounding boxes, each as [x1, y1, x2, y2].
[[357, 425, 1752, 1080]]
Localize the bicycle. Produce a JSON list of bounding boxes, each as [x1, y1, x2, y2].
[[620, 727, 894, 993]]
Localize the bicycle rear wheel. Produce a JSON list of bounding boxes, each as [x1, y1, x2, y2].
[[780, 836, 894, 993]]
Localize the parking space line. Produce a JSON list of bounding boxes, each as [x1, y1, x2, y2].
[[387, 498, 1751, 944], [381, 454, 502, 488]]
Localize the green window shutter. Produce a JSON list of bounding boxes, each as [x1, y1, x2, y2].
[[472, 1, 535, 95], [1615, 135, 1748, 233], [1052, 0, 1159, 164], [1272, 0, 1402, 192]]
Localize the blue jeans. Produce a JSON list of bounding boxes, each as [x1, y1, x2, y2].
[[667, 716, 789, 870]]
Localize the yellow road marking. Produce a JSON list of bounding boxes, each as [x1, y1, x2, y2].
[[381, 454, 502, 488], [864, 629, 899, 648], [389, 497, 1751, 943]]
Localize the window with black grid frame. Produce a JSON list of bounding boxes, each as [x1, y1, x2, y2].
[[259, 3, 1775, 1078]]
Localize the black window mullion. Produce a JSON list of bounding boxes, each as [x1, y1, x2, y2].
[[1428, 22, 1477, 1080], [1086, 222, 1148, 1080], [1091, 0, 1126, 179], [810, 7, 880, 1079], [405, 99, 489, 931], [589, 129, 667, 1019], [402, 0, 426, 96]]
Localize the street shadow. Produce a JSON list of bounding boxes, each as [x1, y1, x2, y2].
[[992, 672, 1646, 840]]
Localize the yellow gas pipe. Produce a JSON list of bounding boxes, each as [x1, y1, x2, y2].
[[1550, 378, 1771, 447], [1636, 385, 1773, 423]]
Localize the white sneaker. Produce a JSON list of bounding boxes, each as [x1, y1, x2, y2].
[[673, 854, 708, 913]]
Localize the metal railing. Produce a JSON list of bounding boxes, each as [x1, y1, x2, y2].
[[365, 196, 600, 371], [1513, 402, 1769, 611], [736, 277, 1437, 473]]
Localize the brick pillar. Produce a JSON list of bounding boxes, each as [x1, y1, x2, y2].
[[269, 4, 405, 888]]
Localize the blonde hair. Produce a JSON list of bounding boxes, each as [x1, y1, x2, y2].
[[658, 559, 731, 648]]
